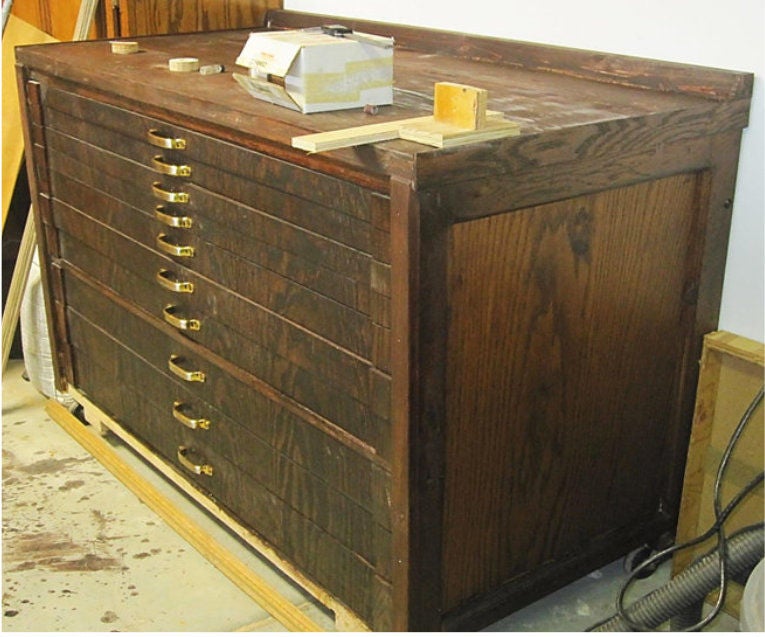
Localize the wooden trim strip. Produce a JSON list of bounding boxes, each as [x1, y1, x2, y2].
[[265, 10, 753, 102], [45, 398, 328, 633]]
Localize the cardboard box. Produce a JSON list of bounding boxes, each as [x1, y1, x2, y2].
[[234, 28, 394, 114]]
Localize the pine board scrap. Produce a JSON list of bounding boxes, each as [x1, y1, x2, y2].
[[292, 109, 515, 152], [45, 399, 326, 633], [2, 15, 57, 227], [433, 82, 488, 130]]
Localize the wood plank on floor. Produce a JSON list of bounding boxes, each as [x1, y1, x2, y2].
[[45, 399, 324, 632]]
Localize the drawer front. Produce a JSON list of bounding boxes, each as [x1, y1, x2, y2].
[[69, 333, 392, 624]]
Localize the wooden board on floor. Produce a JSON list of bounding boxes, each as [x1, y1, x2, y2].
[[53, 387, 370, 631], [45, 398, 327, 633], [672, 330, 764, 617]]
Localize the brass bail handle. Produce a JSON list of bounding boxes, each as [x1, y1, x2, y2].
[[147, 129, 186, 150], [173, 401, 211, 430], [177, 446, 213, 476], [168, 355, 206, 382]]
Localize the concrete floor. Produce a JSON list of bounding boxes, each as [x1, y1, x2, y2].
[[2, 358, 740, 632]]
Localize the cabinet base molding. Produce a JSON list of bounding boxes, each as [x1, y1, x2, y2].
[[49, 388, 369, 632]]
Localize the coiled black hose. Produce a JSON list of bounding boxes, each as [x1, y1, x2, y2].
[[590, 524, 764, 631]]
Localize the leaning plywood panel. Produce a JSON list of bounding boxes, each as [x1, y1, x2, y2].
[[2, 15, 55, 227], [673, 331, 764, 617]]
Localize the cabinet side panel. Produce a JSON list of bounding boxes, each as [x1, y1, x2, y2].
[[442, 173, 702, 611]]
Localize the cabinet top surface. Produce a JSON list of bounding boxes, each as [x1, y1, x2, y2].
[[16, 11, 752, 185]]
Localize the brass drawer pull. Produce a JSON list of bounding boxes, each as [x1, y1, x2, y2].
[[152, 182, 189, 203], [147, 129, 186, 150], [156, 233, 194, 257], [155, 205, 193, 229], [173, 401, 211, 430], [177, 446, 213, 476], [156, 269, 194, 293], [163, 305, 201, 331], [152, 155, 192, 177], [168, 355, 205, 382]]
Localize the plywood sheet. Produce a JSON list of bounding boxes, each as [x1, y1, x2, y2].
[[673, 331, 764, 617], [2, 15, 57, 228]]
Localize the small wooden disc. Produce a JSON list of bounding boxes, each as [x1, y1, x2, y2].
[[110, 41, 139, 55], [168, 57, 200, 72]]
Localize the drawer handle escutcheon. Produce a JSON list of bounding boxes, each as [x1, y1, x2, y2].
[[177, 446, 213, 476], [155, 205, 193, 229], [156, 233, 194, 257], [152, 155, 192, 177], [173, 401, 211, 430], [163, 305, 201, 331], [168, 355, 205, 382], [156, 269, 194, 293], [152, 182, 189, 203], [147, 129, 186, 150]]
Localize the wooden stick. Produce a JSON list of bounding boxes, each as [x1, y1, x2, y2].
[[1, 209, 35, 373], [292, 110, 510, 153], [73, 0, 99, 40], [292, 114, 435, 153], [45, 399, 325, 633]]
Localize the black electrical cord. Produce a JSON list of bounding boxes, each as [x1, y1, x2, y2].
[[613, 385, 764, 632]]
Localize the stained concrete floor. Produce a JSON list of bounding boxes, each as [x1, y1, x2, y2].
[[2, 358, 740, 632]]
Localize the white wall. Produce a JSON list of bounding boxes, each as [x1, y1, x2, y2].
[[286, 0, 765, 342]]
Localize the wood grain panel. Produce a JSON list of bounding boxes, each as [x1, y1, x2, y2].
[[442, 173, 702, 610]]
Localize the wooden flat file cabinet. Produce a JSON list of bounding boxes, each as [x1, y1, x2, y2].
[[16, 11, 753, 631]]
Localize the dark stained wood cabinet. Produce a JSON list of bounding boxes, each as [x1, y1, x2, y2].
[[15, 10, 752, 631]]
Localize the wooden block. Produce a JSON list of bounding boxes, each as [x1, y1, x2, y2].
[[433, 82, 488, 130]]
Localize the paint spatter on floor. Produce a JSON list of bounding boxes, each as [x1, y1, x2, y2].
[[17, 456, 91, 475], [3, 532, 123, 574], [58, 480, 85, 491], [100, 610, 118, 623]]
